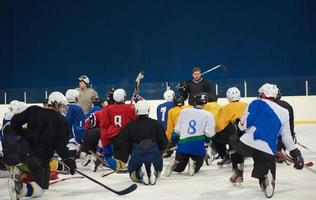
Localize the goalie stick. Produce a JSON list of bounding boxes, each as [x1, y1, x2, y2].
[[201, 64, 228, 75], [130, 71, 144, 102]]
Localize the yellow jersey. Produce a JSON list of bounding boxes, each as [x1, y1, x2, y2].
[[166, 105, 191, 141], [215, 101, 248, 133]]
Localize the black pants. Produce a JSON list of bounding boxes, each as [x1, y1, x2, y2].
[[215, 123, 245, 168], [174, 152, 204, 173], [230, 140, 276, 180], [82, 128, 100, 153]]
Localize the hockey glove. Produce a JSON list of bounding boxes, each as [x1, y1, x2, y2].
[[289, 148, 304, 170], [64, 157, 77, 175]]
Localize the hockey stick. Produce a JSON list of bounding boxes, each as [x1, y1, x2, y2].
[[102, 169, 128, 177], [74, 169, 137, 195], [201, 64, 227, 75], [49, 176, 84, 185], [297, 142, 316, 156], [130, 71, 144, 102], [60, 160, 137, 195], [275, 151, 314, 168]]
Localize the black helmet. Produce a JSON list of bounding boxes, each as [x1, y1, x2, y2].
[[173, 95, 185, 106], [193, 92, 208, 106]]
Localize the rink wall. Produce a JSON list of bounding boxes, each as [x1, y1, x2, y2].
[[0, 96, 315, 127]]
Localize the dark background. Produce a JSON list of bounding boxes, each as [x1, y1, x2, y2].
[[1, 0, 316, 101]]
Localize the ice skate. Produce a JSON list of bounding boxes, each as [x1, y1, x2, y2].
[[141, 163, 149, 185], [188, 158, 196, 176], [230, 164, 244, 185], [149, 163, 157, 185], [165, 160, 178, 177]]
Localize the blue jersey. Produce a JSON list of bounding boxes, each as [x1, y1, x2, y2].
[[156, 101, 174, 131], [85, 105, 103, 119], [239, 99, 296, 155], [66, 103, 85, 144]]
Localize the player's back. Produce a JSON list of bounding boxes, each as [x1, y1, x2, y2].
[[156, 101, 174, 130], [104, 103, 136, 138], [216, 101, 248, 133], [174, 107, 215, 156]]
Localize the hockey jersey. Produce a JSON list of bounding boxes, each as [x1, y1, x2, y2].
[[156, 101, 174, 131], [101, 103, 136, 139], [203, 102, 221, 120], [215, 101, 247, 133], [172, 108, 215, 156], [166, 105, 191, 141], [238, 99, 296, 155], [66, 103, 85, 144]]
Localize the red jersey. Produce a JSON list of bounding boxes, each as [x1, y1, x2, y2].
[[85, 110, 103, 131], [101, 103, 136, 139]]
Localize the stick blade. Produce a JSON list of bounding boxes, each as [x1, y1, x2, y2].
[[218, 64, 228, 72], [115, 183, 138, 195]]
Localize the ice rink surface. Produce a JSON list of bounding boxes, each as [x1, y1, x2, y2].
[[1, 124, 316, 200]]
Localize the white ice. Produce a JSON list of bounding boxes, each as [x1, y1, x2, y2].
[[1, 124, 316, 200]]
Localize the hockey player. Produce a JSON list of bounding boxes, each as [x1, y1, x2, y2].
[[186, 66, 213, 105], [81, 89, 116, 170], [164, 96, 191, 157], [65, 89, 86, 158], [156, 90, 175, 131], [228, 83, 304, 198], [214, 87, 247, 169], [123, 100, 168, 185], [101, 88, 136, 171], [76, 75, 99, 114], [0, 101, 27, 178], [3, 91, 76, 199], [165, 93, 215, 176]]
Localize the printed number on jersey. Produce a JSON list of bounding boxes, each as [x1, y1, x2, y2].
[[114, 115, 122, 127], [160, 107, 167, 121], [187, 120, 197, 134]]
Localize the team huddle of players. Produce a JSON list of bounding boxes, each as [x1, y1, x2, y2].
[[0, 72, 305, 199]]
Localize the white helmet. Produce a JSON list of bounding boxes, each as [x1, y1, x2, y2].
[[135, 100, 150, 115], [113, 89, 126, 103], [258, 83, 279, 98], [163, 90, 175, 102], [78, 75, 90, 85], [48, 91, 68, 106], [226, 87, 241, 102], [12, 101, 28, 114], [66, 89, 80, 103], [9, 100, 19, 110]]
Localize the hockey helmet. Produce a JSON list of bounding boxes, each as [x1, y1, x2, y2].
[[65, 89, 79, 103], [226, 87, 241, 102], [113, 89, 126, 103], [135, 100, 150, 115], [163, 90, 175, 102]]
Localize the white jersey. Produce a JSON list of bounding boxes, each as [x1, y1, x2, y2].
[[173, 107, 215, 156], [238, 99, 296, 155]]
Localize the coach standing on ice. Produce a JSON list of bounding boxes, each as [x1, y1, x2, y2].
[[186, 66, 213, 106], [76, 75, 99, 115]]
